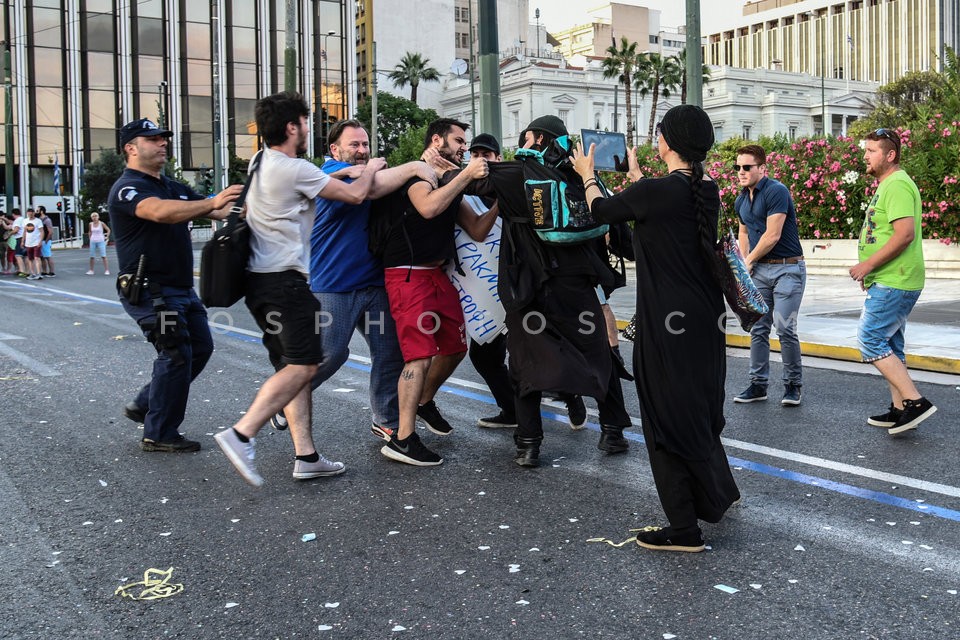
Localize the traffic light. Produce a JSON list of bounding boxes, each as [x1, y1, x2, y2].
[[64, 199, 71, 213], [56, 201, 62, 211]]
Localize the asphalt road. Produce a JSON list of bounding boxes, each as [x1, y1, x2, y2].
[[2, 248, 959, 639]]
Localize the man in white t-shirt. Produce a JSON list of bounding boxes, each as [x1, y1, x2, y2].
[[215, 91, 386, 487], [21, 208, 45, 280]]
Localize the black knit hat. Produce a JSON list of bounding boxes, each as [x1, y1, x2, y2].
[[659, 105, 714, 163], [523, 115, 568, 139]]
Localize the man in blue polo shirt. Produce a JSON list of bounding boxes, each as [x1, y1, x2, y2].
[[268, 119, 437, 443], [733, 144, 806, 406], [109, 118, 243, 452]]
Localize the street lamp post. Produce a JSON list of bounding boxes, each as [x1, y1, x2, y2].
[[321, 30, 338, 153], [806, 11, 826, 136]]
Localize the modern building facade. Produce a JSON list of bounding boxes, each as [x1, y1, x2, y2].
[[550, 1, 685, 61], [705, 0, 959, 85], [1, 0, 353, 210]]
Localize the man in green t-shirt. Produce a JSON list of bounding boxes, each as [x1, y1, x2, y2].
[[849, 128, 936, 436]]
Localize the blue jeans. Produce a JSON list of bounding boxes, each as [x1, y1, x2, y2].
[[857, 283, 921, 363], [120, 287, 213, 442], [311, 287, 403, 429], [749, 261, 806, 386]]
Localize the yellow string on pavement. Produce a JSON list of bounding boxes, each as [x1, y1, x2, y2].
[[586, 526, 662, 548], [115, 567, 184, 600]]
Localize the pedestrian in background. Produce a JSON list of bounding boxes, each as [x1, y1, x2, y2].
[[733, 144, 806, 406], [86, 212, 111, 275], [109, 117, 243, 452], [37, 206, 56, 277], [851, 128, 937, 435], [573, 105, 740, 553], [21, 208, 44, 280]]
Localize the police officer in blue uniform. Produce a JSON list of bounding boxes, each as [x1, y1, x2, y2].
[[108, 118, 243, 452]]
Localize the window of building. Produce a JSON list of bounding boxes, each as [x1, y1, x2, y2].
[[739, 86, 749, 95], [511, 110, 520, 134], [30, 8, 62, 48], [708, 88, 715, 97], [742, 125, 752, 139], [789, 125, 798, 140], [230, 0, 256, 27], [557, 110, 570, 127], [649, 35, 659, 44], [137, 17, 165, 56], [84, 12, 115, 53]]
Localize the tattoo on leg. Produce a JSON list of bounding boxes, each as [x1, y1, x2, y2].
[[401, 369, 416, 380]]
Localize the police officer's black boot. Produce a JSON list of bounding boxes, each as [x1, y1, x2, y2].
[[514, 435, 542, 467], [597, 424, 629, 454]]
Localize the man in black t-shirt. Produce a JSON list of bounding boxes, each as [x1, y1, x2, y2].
[[108, 118, 243, 452], [375, 118, 490, 467]]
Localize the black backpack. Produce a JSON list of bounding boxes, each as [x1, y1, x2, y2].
[[516, 148, 608, 245]]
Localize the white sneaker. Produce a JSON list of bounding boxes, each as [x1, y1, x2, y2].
[[214, 429, 263, 487], [292, 455, 346, 480], [104, 270, 110, 275], [85, 270, 94, 275]]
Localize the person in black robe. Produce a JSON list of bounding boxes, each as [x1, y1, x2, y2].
[[573, 105, 740, 552], [462, 115, 632, 467]]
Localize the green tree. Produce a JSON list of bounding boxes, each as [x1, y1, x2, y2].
[[387, 125, 429, 166], [388, 52, 441, 104], [635, 53, 682, 141], [601, 37, 641, 146], [78, 148, 125, 220], [674, 48, 712, 105], [848, 70, 945, 138], [354, 91, 438, 159]]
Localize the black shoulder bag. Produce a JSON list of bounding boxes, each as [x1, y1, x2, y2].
[[199, 152, 262, 308]]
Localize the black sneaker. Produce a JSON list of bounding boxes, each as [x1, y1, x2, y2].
[[867, 403, 902, 428], [477, 412, 518, 428], [124, 402, 146, 423], [46, 272, 56, 277], [140, 435, 201, 453], [417, 400, 453, 436], [566, 396, 587, 430], [781, 384, 802, 406], [734, 383, 768, 403], [270, 410, 288, 431], [888, 397, 937, 435], [370, 423, 396, 442], [636, 526, 705, 553], [380, 432, 443, 466]]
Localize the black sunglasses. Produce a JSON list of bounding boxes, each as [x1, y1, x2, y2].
[[733, 164, 756, 172], [874, 128, 900, 146]]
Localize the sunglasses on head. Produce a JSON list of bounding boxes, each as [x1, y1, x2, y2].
[[733, 164, 756, 172], [873, 128, 900, 145]]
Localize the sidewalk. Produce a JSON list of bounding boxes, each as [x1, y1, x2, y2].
[[607, 266, 960, 375]]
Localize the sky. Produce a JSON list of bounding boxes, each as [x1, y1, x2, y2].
[[529, 0, 744, 34]]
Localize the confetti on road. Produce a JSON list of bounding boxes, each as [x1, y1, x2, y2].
[[391, 625, 406, 631], [499, 525, 510, 529], [663, 634, 677, 639], [508, 564, 520, 573], [920, 544, 933, 550], [749, 584, 762, 589], [788, 579, 799, 583], [529, 548, 540, 552], [387, 531, 399, 536], [586, 536, 637, 548], [569, 518, 579, 523], [159, 532, 172, 537], [231, 519, 240, 523], [318, 625, 333, 631], [714, 584, 739, 594], [225, 602, 239, 608], [516, 600, 530, 605], [477, 491, 486, 496], [794, 545, 805, 551], [886, 522, 896, 526], [324, 602, 339, 608], [301, 533, 317, 542], [160, 498, 169, 504], [82, 521, 93, 526], [115, 568, 183, 601], [478, 546, 491, 551], [948, 590, 957, 595], [902, 540, 914, 545], [332, 388, 354, 393], [404, 506, 414, 510], [454, 570, 466, 575], [98, 480, 108, 487]]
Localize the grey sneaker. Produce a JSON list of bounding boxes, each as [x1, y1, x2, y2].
[[214, 429, 263, 487], [292, 455, 346, 480]]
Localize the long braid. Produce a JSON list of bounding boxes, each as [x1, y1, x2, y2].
[[689, 160, 722, 285]]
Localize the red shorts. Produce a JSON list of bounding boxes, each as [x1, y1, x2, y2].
[[384, 267, 467, 362], [25, 245, 41, 260]]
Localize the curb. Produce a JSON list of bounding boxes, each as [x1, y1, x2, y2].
[[615, 319, 960, 375]]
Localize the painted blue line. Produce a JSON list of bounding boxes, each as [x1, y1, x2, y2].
[[22, 285, 959, 523]]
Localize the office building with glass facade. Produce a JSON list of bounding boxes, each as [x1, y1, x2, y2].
[[1, 0, 353, 208]]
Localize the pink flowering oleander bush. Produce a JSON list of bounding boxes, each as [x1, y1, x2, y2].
[[599, 124, 960, 245]]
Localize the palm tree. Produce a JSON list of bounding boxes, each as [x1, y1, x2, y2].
[[388, 52, 441, 105], [601, 37, 640, 146], [674, 48, 713, 105], [635, 52, 683, 141]]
